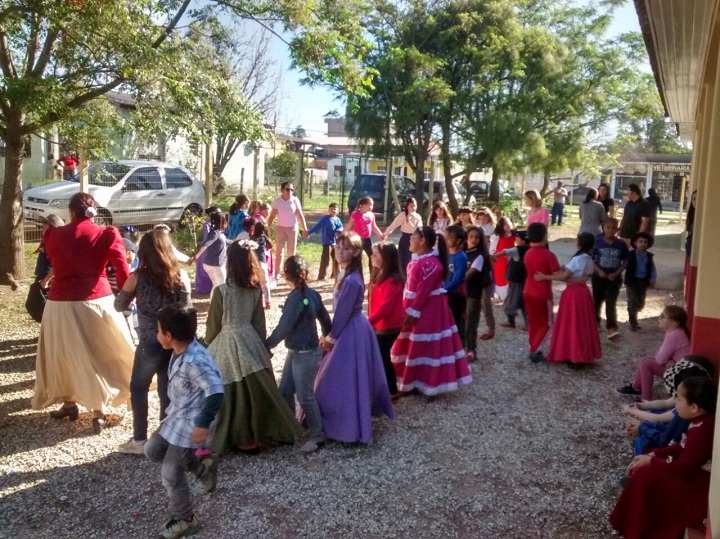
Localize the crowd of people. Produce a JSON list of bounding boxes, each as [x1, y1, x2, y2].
[[27, 180, 712, 538]]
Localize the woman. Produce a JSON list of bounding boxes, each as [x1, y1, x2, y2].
[[578, 187, 607, 236], [383, 196, 421, 274], [646, 188, 663, 236], [524, 190, 549, 227], [32, 192, 135, 434], [268, 181, 309, 284], [597, 182, 616, 217], [114, 229, 192, 454]]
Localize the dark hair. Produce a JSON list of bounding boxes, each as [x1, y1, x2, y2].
[[356, 196, 373, 210], [663, 305, 689, 338], [403, 197, 417, 216], [235, 194, 250, 207], [228, 202, 239, 215], [465, 225, 491, 264], [526, 223, 547, 244], [68, 192, 96, 219], [336, 232, 364, 289], [429, 201, 452, 227], [209, 211, 225, 231], [674, 366, 713, 390], [251, 221, 266, 241], [371, 242, 403, 286], [416, 226, 449, 280], [445, 225, 466, 248], [631, 232, 654, 249], [137, 229, 184, 296], [205, 206, 219, 215], [628, 183, 642, 196], [648, 188, 660, 202], [576, 232, 595, 255], [678, 376, 718, 415], [685, 355, 716, 378], [598, 182, 611, 200], [284, 255, 309, 288], [686, 190, 697, 233], [280, 181, 293, 191], [243, 217, 257, 233], [157, 304, 197, 342], [226, 241, 261, 288], [329, 203, 339, 210], [604, 217, 619, 229], [584, 188, 598, 204], [493, 216, 513, 236]]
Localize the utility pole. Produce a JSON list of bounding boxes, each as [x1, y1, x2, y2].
[[78, 148, 89, 194], [204, 141, 213, 207]]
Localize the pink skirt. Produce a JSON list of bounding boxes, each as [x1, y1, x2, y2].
[[547, 283, 602, 364]]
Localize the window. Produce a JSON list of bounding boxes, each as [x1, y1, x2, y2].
[[376, 165, 387, 174], [165, 168, 193, 189], [124, 167, 162, 191]]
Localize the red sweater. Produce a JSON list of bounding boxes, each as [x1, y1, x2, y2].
[[44, 217, 129, 301], [368, 277, 404, 332], [650, 414, 714, 476]]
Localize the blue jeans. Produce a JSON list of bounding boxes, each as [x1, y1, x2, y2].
[[278, 348, 324, 442], [551, 202, 564, 225], [131, 339, 172, 441]]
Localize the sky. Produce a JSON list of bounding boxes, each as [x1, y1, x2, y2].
[[260, 0, 644, 138]]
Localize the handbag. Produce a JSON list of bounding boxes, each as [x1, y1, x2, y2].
[[25, 281, 48, 323]]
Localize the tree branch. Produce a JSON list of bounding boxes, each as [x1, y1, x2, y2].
[[0, 24, 18, 79]]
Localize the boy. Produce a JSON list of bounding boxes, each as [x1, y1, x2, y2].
[[443, 225, 468, 346], [305, 203, 343, 280], [625, 232, 656, 332], [592, 218, 629, 340], [145, 305, 224, 539], [522, 223, 560, 362], [495, 230, 529, 329]]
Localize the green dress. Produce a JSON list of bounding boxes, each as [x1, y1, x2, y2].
[[205, 284, 303, 453]]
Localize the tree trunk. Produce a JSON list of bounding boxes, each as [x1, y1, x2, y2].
[[541, 168, 551, 198], [490, 165, 501, 203], [0, 113, 26, 286], [415, 150, 426, 221], [441, 121, 459, 216]]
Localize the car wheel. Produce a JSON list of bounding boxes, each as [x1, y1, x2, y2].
[[94, 208, 113, 227], [179, 204, 203, 228]]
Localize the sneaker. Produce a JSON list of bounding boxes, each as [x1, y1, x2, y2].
[[116, 438, 146, 455], [300, 440, 326, 453], [198, 454, 219, 492], [160, 515, 200, 538], [607, 329, 621, 340], [528, 351, 545, 363], [616, 384, 641, 397]]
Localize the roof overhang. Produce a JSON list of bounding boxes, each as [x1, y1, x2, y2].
[[634, 0, 715, 141]]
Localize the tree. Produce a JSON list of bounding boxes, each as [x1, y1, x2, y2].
[[290, 125, 307, 139], [267, 150, 298, 179], [0, 0, 374, 283]]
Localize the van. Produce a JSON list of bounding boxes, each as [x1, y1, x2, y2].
[[347, 173, 419, 215], [424, 180, 476, 209]]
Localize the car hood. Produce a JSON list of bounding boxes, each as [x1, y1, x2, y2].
[[25, 181, 112, 203]]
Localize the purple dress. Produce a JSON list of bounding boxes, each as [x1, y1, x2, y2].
[[315, 271, 394, 443], [195, 221, 213, 294]]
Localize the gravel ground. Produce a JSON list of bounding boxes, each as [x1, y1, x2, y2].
[[0, 239, 685, 539]]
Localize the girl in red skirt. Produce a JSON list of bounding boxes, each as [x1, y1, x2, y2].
[[609, 375, 716, 539], [534, 232, 601, 366], [391, 226, 472, 396]]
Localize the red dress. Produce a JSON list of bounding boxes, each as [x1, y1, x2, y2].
[[390, 252, 472, 395], [609, 415, 714, 539], [492, 235, 515, 287]]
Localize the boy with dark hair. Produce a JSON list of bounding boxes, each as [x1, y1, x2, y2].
[[305, 203, 343, 280], [145, 305, 224, 539], [625, 232, 656, 331], [592, 218, 629, 340]]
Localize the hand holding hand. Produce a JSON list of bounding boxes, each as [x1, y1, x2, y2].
[[596, 269, 607, 279], [627, 454, 651, 472], [191, 426, 209, 444], [303, 230, 310, 239], [533, 272, 546, 281]]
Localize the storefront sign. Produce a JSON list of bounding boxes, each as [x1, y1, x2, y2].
[[653, 164, 691, 173]]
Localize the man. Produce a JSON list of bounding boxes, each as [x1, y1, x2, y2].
[[619, 183, 651, 245], [551, 181, 568, 226]]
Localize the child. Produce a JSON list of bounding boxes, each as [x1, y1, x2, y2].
[[474, 207, 496, 240], [456, 207, 474, 229], [255, 202, 274, 280], [316, 232, 394, 443], [251, 222, 272, 309], [384, 197, 422, 273], [428, 201, 453, 234], [488, 216, 515, 301], [391, 226, 472, 395], [616, 305, 691, 401], [591, 218, 629, 340], [344, 197, 385, 268], [443, 225, 469, 348], [255, 202, 270, 224], [306, 203, 343, 280], [535, 232, 601, 366], [226, 194, 250, 240], [266, 256, 333, 453], [237, 216, 255, 241], [609, 375, 717, 539], [524, 189, 549, 227], [522, 223, 561, 362], [494, 230, 529, 329], [144, 304, 224, 539], [464, 226, 494, 362], [368, 243, 404, 399], [625, 232, 656, 331], [188, 211, 231, 295], [204, 241, 302, 454]]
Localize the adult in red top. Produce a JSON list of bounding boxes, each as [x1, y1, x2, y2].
[[32, 192, 135, 434], [57, 154, 79, 181]]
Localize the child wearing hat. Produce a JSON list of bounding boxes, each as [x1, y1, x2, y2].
[[625, 232, 656, 332]]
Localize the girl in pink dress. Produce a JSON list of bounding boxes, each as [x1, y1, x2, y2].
[[535, 232, 602, 366], [391, 226, 472, 396], [525, 189, 550, 227]]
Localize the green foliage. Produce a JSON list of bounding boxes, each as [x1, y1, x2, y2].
[[179, 211, 207, 251], [267, 151, 298, 179], [291, 125, 307, 138]]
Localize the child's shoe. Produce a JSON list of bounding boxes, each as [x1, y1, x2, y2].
[[198, 454, 219, 493], [300, 440, 326, 453], [607, 328, 621, 340], [160, 515, 200, 538], [615, 384, 641, 397], [528, 351, 545, 363], [466, 350, 476, 364], [116, 438, 146, 455]]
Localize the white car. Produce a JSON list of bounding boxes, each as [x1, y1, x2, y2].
[[424, 180, 477, 210], [23, 160, 205, 228]]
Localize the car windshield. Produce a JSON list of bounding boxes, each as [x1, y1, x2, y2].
[[70, 162, 131, 187], [423, 181, 443, 193]]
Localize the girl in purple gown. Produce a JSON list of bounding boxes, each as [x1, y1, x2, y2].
[[194, 207, 217, 294], [316, 232, 394, 443]]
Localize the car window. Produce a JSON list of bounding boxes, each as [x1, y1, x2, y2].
[[124, 167, 162, 191], [165, 168, 193, 189], [85, 162, 131, 187], [361, 175, 384, 192]]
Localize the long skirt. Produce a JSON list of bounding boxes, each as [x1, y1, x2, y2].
[[194, 252, 212, 293], [398, 232, 412, 275], [547, 283, 602, 364], [32, 296, 135, 411]]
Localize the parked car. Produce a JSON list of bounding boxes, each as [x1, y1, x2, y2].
[[347, 173, 420, 215], [566, 186, 592, 205], [424, 180, 477, 209], [23, 160, 205, 228]]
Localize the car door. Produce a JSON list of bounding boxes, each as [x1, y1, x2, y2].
[[114, 166, 164, 224], [163, 167, 195, 222]]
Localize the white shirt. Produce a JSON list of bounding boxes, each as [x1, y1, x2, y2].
[[565, 253, 594, 278], [273, 195, 302, 228], [386, 211, 422, 235]]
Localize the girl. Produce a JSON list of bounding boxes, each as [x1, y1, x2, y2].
[[443, 225, 468, 349], [368, 243, 404, 399], [194, 206, 219, 294], [597, 182, 616, 218], [456, 207, 474, 229], [204, 241, 303, 454], [475, 207, 496, 240], [578, 188, 607, 236], [226, 194, 250, 240], [391, 226, 472, 396], [315, 232, 394, 443], [251, 221, 272, 309], [188, 211, 230, 295], [266, 256, 332, 453], [489, 216, 515, 302], [610, 375, 717, 539], [534, 232, 601, 366], [114, 229, 192, 454], [465, 226, 494, 362], [345, 197, 385, 268], [428, 201, 453, 234], [384, 197, 422, 274], [525, 189, 549, 227], [616, 305, 691, 401]]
